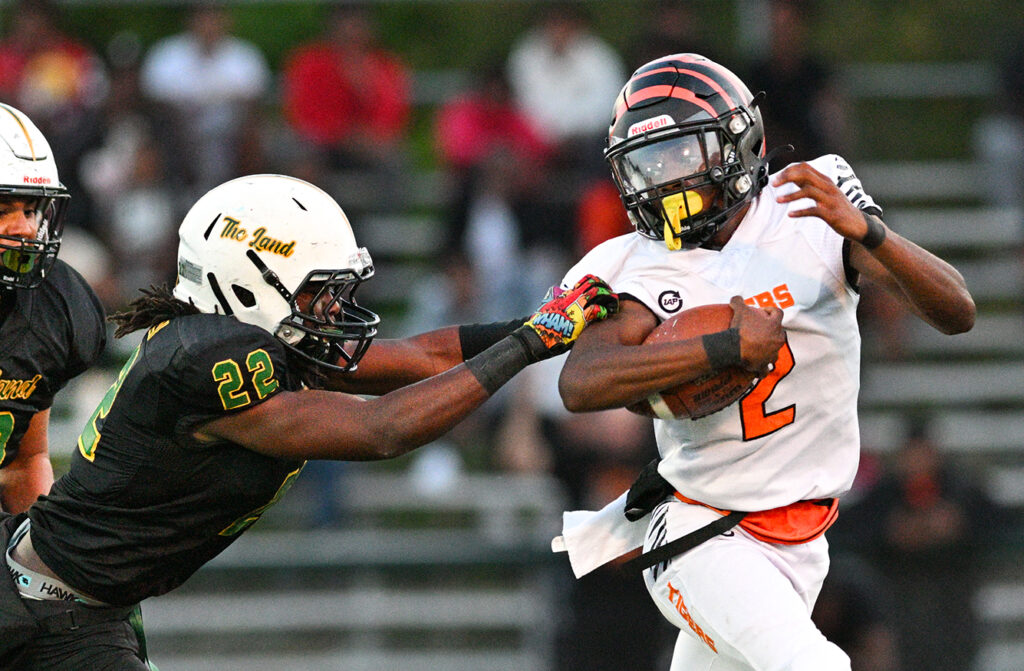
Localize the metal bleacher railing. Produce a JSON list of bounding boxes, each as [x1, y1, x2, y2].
[[141, 471, 568, 671]]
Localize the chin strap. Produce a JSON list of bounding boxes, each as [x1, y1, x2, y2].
[[757, 144, 795, 190], [246, 250, 292, 302]]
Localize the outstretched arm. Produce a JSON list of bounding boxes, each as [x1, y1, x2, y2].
[[773, 162, 976, 334], [321, 326, 465, 396], [199, 275, 618, 461], [197, 366, 493, 461]]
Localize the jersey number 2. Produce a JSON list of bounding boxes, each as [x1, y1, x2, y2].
[[739, 342, 795, 440]]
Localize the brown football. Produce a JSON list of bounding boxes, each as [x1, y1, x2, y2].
[[627, 303, 756, 420]]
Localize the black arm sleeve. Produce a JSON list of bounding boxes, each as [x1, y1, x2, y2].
[[458, 317, 530, 360]]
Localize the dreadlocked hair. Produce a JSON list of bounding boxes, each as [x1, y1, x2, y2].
[[109, 285, 199, 338]]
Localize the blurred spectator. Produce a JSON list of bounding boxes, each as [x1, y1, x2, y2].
[[743, 0, 851, 162], [972, 28, 1024, 212], [0, 0, 106, 111], [281, 6, 411, 176], [506, 3, 625, 172], [812, 554, 900, 671], [0, 0, 108, 230], [626, 1, 718, 69], [429, 63, 568, 321], [503, 4, 628, 304], [460, 149, 532, 320], [140, 4, 271, 193], [574, 179, 631, 256], [434, 63, 552, 253], [435, 64, 551, 176], [80, 33, 187, 309], [839, 417, 1005, 671]]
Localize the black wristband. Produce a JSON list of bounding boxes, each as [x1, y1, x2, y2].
[[458, 318, 530, 360], [463, 331, 532, 395], [860, 212, 887, 250], [702, 328, 742, 370]]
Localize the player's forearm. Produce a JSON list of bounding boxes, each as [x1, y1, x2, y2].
[[348, 366, 494, 459], [862, 222, 976, 334], [323, 326, 464, 395], [298, 340, 535, 460], [0, 454, 54, 514], [559, 339, 715, 412], [323, 318, 529, 395]]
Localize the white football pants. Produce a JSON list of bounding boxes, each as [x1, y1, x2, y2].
[[642, 498, 851, 671]]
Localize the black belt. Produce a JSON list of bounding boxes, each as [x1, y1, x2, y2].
[[22, 598, 137, 633], [623, 458, 747, 573], [625, 510, 747, 573]]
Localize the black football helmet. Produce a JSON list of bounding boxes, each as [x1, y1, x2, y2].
[[605, 54, 768, 249]]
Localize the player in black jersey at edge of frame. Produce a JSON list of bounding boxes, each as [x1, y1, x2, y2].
[[1, 101, 141, 666], [0, 172, 618, 669], [0, 102, 105, 515]]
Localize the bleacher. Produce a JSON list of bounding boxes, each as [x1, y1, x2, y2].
[[140, 472, 567, 671], [849, 62, 1024, 670]]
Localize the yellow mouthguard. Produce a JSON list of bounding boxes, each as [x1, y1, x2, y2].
[[661, 191, 704, 250]]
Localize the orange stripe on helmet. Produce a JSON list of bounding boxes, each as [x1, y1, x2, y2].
[[625, 84, 718, 118], [675, 55, 751, 107], [675, 68, 736, 110], [631, 65, 681, 80]]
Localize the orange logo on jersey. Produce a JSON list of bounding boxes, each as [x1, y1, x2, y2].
[[0, 370, 41, 401], [666, 581, 717, 652], [745, 283, 794, 309]]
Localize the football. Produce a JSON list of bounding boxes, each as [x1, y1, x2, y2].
[[626, 303, 756, 420]]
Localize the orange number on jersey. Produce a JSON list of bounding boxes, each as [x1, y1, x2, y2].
[[740, 341, 795, 440]]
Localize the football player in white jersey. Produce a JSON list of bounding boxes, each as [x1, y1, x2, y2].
[[552, 54, 975, 671]]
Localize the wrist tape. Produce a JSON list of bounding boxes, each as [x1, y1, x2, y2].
[[702, 328, 742, 370], [860, 212, 887, 250], [463, 329, 533, 395]]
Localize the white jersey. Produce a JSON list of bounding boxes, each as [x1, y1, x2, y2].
[[561, 155, 881, 512]]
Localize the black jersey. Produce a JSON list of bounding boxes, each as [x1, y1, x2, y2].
[[0, 259, 106, 468], [28, 313, 306, 606]]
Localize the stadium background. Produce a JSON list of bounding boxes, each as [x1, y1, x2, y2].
[[2, 0, 1022, 669]]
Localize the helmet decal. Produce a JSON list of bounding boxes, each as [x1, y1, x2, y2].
[[627, 114, 675, 138]]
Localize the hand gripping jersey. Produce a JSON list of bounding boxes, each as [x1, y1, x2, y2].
[[28, 313, 305, 606], [562, 155, 880, 512], [0, 259, 106, 468]]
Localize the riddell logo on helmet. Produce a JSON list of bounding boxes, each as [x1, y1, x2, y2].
[[23, 175, 51, 185], [628, 115, 674, 137]]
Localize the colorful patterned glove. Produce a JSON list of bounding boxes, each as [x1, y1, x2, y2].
[[516, 274, 619, 360]]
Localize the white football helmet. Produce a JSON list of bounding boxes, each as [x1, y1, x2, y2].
[[174, 174, 380, 373], [0, 102, 69, 289]]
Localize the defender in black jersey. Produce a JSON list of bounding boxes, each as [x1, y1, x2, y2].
[[0, 103, 106, 514], [0, 174, 618, 668]]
